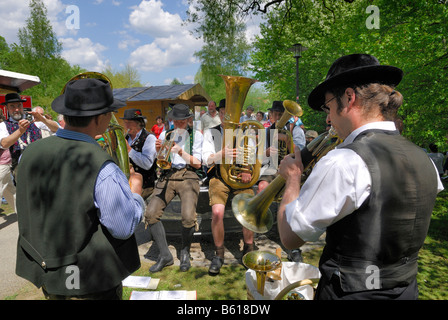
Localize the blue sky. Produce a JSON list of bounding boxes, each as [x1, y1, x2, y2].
[[1, 0, 261, 87]]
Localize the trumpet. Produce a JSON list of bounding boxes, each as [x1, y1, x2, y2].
[[156, 129, 179, 170], [232, 127, 342, 233]]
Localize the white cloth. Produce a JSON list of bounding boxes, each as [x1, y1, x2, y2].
[[159, 128, 203, 170], [33, 121, 52, 138], [285, 121, 444, 242]]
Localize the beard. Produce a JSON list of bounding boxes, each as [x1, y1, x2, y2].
[[12, 113, 23, 121]]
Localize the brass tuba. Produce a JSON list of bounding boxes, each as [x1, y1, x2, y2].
[[232, 127, 342, 233], [219, 75, 265, 189], [62, 72, 131, 178]]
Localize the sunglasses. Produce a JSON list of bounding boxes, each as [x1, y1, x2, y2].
[[320, 96, 336, 114]]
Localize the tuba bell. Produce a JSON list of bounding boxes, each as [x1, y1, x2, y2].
[[219, 75, 266, 189], [62, 72, 131, 178], [232, 127, 342, 233]]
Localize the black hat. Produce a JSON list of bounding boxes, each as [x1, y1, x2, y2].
[[216, 99, 226, 110], [269, 101, 284, 112], [52, 78, 126, 116], [1, 93, 27, 105], [308, 54, 403, 111], [120, 108, 146, 120], [166, 103, 193, 120]]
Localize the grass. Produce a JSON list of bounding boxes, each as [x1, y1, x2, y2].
[[416, 182, 448, 300], [122, 248, 323, 301], [124, 185, 448, 301], [3, 182, 448, 300]]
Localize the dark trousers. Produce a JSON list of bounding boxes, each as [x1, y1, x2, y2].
[[314, 274, 419, 300]]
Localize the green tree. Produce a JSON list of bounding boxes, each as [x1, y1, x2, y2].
[[187, 0, 253, 100], [103, 64, 143, 88], [17, 0, 62, 60], [249, 0, 448, 146], [170, 78, 184, 85], [2, 0, 84, 117]]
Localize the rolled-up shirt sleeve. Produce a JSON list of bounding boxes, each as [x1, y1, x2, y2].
[[285, 149, 371, 242], [94, 161, 145, 239]]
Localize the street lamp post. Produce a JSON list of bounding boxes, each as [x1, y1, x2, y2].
[[288, 43, 308, 104]]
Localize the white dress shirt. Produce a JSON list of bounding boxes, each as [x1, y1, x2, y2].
[[285, 121, 444, 242], [159, 128, 203, 170]]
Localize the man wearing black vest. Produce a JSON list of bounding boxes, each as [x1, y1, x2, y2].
[[277, 54, 443, 299], [121, 108, 157, 200], [15, 78, 145, 300]]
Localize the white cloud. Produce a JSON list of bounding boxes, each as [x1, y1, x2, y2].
[[60, 37, 108, 71], [0, 0, 74, 44], [127, 0, 202, 73], [129, 0, 183, 37], [129, 31, 202, 72]]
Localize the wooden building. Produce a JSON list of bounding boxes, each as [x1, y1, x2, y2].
[[113, 83, 211, 128]]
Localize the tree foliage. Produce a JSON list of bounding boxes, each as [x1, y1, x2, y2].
[[0, 0, 82, 117], [187, 0, 254, 102], [187, 0, 448, 148], [249, 0, 448, 148], [103, 64, 143, 89]]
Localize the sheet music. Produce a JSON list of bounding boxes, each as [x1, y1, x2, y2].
[[122, 276, 152, 289]]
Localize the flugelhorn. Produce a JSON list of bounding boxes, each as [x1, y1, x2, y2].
[[232, 127, 342, 233], [62, 72, 131, 178], [156, 129, 179, 170], [219, 75, 265, 189]]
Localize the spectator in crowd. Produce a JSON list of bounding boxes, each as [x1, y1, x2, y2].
[[201, 100, 221, 132], [240, 105, 256, 122], [151, 115, 165, 139]]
